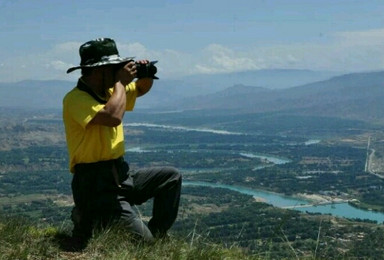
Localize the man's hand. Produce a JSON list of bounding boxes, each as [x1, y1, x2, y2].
[[135, 59, 150, 65], [116, 60, 151, 86], [116, 61, 136, 86]]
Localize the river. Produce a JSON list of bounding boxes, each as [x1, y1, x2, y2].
[[183, 181, 384, 223], [240, 152, 291, 165]]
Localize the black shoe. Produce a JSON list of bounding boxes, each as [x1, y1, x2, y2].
[[55, 233, 88, 252], [148, 226, 169, 240]]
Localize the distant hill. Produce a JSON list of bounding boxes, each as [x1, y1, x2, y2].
[[145, 69, 338, 107], [180, 69, 338, 90], [162, 71, 384, 122], [0, 69, 337, 110], [0, 80, 74, 109]]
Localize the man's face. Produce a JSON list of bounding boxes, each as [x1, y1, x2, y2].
[[100, 65, 117, 90]]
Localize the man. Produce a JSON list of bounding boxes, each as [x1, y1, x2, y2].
[[63, 38, 182, 248]]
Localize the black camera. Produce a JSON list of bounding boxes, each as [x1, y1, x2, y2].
[[136, 61, 158, 79], [115, 60, 158, 79]]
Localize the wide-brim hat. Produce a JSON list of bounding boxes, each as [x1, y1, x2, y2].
[[66, 38, 134, 73]]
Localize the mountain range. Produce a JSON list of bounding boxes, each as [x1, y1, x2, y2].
[[164, 71, 384, 122], [0, 69, 336, 109], [0, 69, 383, 122]]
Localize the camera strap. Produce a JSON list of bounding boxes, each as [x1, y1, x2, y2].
[[76, 79, 107, 104]]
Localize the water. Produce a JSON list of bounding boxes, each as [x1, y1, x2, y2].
[[305, 139, 321, 145], [298, 203, 384, 223], [126, 147, 151, 153], [184, 181, 309, 207], [240, 153, 291, 165], [125, 123, 244, 135], [183, 181, 384, 223]]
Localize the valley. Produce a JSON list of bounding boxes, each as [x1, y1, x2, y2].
[[1, 104, 384, 258]]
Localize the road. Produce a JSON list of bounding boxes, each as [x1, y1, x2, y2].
[[365, 136, 384, 179]]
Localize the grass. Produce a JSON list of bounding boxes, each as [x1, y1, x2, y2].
[[0, 216, 260, 260], [3, 213, 379, 259]]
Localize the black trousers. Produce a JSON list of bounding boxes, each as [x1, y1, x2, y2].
[[71, 158, 182, 242]]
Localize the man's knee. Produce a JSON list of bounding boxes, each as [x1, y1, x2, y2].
[[164, 166, 182, 183]]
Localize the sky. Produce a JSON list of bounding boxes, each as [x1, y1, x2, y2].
[[0, 0, 384, 82]]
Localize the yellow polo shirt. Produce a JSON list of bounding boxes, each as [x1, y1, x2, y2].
[[63, 82, 137, 173]]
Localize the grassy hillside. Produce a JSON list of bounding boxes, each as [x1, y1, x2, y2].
[[0, 216, 258, 260]]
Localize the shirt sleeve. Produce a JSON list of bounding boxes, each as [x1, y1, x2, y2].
[[63, 89, 105, 129], [125, 82, 138, 111]]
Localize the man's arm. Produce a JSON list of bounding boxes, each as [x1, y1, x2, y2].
[[89, 82, 127, 127], [89, 62, 136, 127], [136, 78, 154, 97]]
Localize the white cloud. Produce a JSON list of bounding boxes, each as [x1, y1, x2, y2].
[[335, 28, 384, 47], [191, 28, 384, 74], [49, 60, 72, 71], [193, 44, 262, 74], [118, 42, 150, 58], [0, 41, 82, 82], [1, 28, 384, 82]]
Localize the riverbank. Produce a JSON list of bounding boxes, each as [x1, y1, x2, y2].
[[349, 200, 384, 214], [295, 193, 348, 205], [298, 190, 384, 214], [284, 193, 350, 209]]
